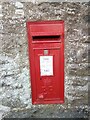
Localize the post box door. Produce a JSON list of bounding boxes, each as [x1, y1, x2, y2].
[[34, 48, 64, 104]]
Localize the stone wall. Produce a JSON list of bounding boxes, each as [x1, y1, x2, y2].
[[0, 1, 89, 112]]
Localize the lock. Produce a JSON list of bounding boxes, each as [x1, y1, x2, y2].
[[44, 50, 48, 55]]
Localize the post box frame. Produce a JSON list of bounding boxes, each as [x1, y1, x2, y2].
[[26, 20, 64, 104]]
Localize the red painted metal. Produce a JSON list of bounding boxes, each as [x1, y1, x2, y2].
[[26, 20, 64, 104]]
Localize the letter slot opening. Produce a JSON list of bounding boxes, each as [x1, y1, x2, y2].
[[32, 35, 61, 41]]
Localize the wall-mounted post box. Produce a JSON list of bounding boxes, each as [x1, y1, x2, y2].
[[26, 20, 64, 104]]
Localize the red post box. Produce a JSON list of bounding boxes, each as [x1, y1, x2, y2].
[[26, 20, 64, 104]]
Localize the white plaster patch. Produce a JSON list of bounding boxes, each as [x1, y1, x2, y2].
[[0, 5, 2, 19], [15, 2, 23, 8], [0, 5, 2, 9], [15, 9, 24, 16], [0, 14, 3, 18]]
